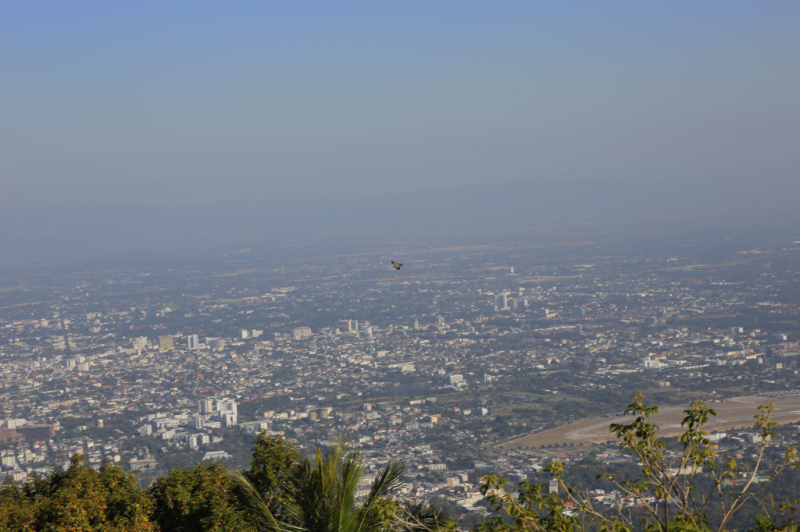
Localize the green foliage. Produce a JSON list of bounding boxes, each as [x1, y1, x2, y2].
[[751, 515, 779, 532], [0, 454, 156, 531], [235, 436, 454, 532], [243, 432, 301, 515], [475, 394, 800, 532], [475, 475, 590, 532], [0, 478, 37, 530], [148, 460, 257, 532]]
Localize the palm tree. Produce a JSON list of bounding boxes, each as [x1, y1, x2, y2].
[[235, 438, 453, 532]]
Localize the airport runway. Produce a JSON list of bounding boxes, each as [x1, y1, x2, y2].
[[499, 392, 800, 449]]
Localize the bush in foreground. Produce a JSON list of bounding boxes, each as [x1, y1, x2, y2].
[[0, 435, 452, 532], [475, 394, 800, 532]]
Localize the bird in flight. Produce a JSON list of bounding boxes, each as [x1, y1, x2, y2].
[[391, 261, 403, 270]]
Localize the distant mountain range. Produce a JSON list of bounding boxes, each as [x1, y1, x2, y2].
[[2, 175, 798, 260]]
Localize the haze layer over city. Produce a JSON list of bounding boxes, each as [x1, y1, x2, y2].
[[2, 3, 800, 531]]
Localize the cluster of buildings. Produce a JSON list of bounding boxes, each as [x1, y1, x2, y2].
[[1, 241, 799, 516]]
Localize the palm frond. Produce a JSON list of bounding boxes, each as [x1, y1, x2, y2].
[[335, 452, 364, 532], [295, 454, 329, 532], [396, 499, 454, 532], [232, 470, 304, 532], [352, 461, 408, 532], [366, 461, 406, 503]]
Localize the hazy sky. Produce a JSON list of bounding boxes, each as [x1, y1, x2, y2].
[[2, 2, 799, 208]]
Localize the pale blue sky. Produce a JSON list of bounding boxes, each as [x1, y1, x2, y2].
[[2, 2, 799, 207]]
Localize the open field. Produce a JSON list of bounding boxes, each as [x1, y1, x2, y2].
[[498, 392, 800, 450]]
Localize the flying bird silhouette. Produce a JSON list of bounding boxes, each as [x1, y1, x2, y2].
[[391, 261, 403, 270]]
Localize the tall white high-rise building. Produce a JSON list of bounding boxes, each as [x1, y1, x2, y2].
[[189, 415, 204, 430], [198, 398, 215, 414], [241, 329, 250, 339], [132, 337, 148, 350], [221, 412, 237, 427], [494, 293, 508, 311], [217, 398, 237, 415], [217, 398, 238, 426], [187, 335, 198, 349]]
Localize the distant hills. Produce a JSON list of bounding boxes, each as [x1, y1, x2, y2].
[[1, 175, 798, 260]]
